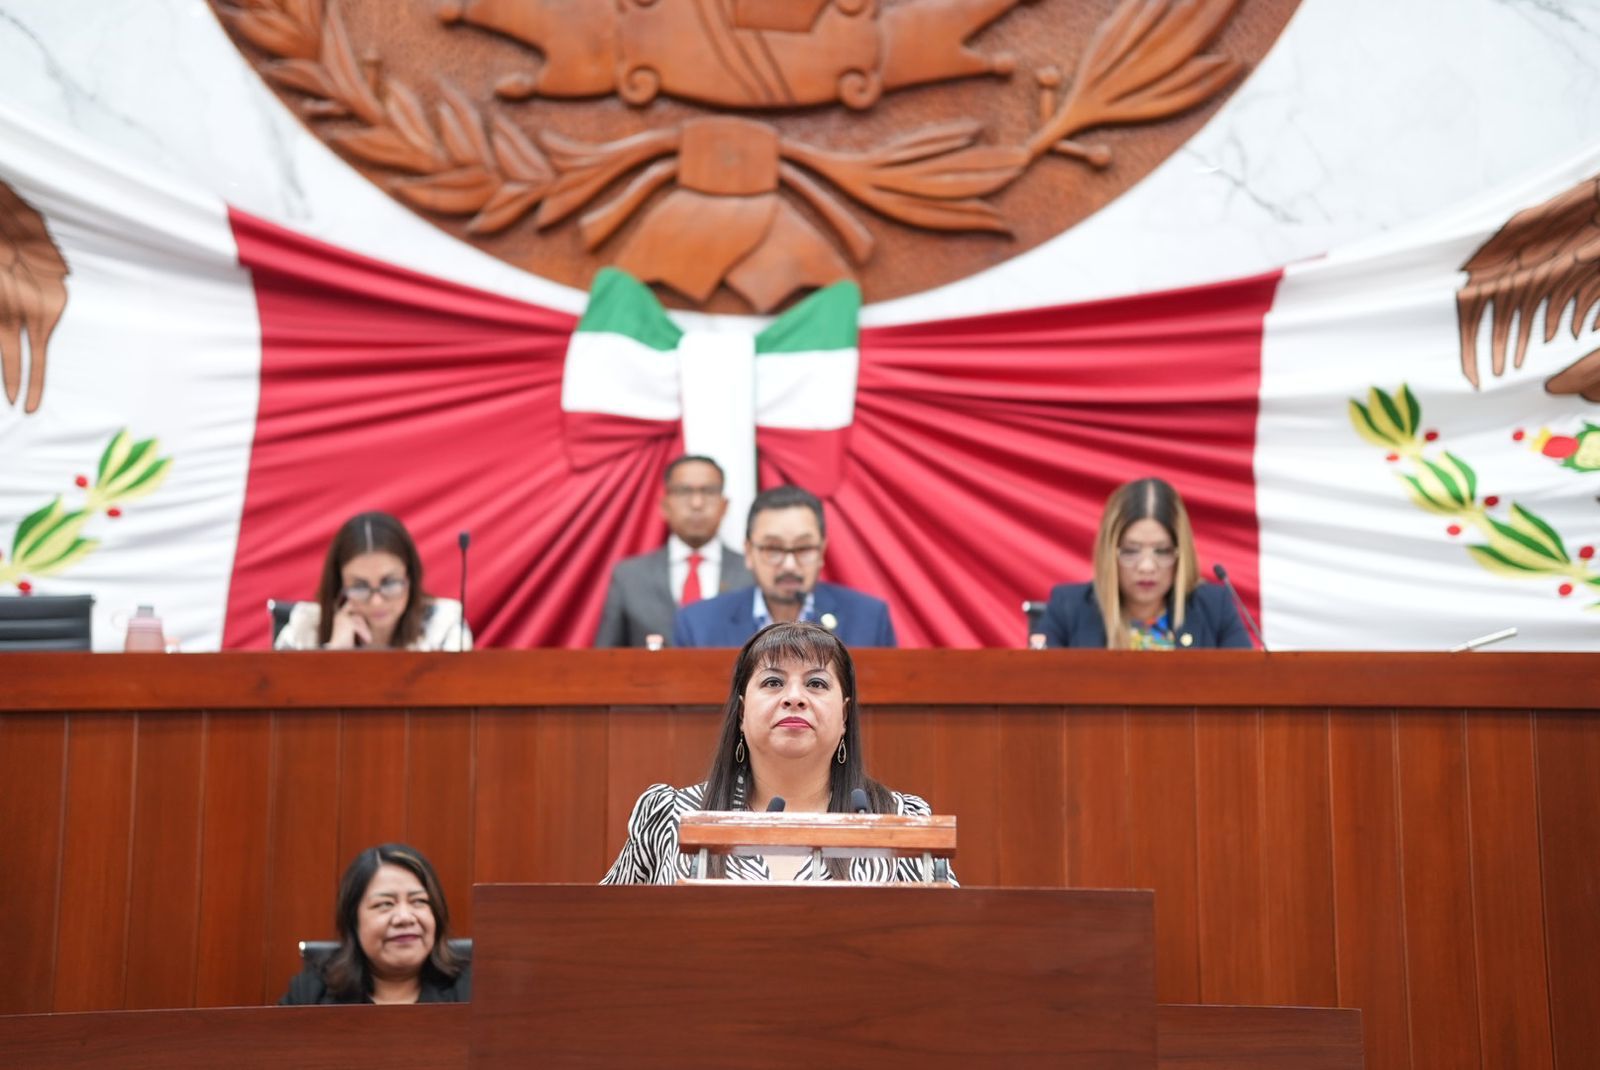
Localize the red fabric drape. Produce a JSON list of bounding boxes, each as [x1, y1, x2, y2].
[[223, 207, 1279, 648], [223, 211, 678, 649], [827, 277, 1282, 646]]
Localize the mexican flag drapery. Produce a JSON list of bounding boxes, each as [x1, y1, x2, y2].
[[3, 101, 1596, 651]]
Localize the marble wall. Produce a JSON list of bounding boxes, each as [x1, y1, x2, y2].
[[2, 0, 1597, 324]]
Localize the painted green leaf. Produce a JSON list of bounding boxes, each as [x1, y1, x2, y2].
[[97, 430, 132, 485], [105, 438, 156, 490], [1367, 388, 1410, 442], [1467, 545, 1541, 577], [1482, 518, 1563, 570], [1399, 385, 1420, 437], [21, 508, 89, 568], [1374, 388, 1404, 436], [1421, 457, 1469, 507], [1349, 400, 1399, 448], [13, 497, 64, 557], [1441, 452, 1476, 502], [1506, 505, 1567, 562], [32, 536, 99, 575], [110, 457, 172, 503], [1401, 475, 1457, 515]]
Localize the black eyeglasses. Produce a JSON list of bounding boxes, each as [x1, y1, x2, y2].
[[751, 544, 822, 566], [342, 577, 410, 602]]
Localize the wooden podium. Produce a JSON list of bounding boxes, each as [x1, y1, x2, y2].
[[462, 812, 1359, 1068], [0, 882, 1360, 1069], [0, 807, 1360, 1068], [471, 882, 1158, 1067]]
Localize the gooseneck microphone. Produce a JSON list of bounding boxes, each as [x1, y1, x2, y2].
[[1212, 563, 1270, 652], [457, 531, 471, 653], [850, 788, 870, 814], [1449, 626, 1518, 652], [765, 796, 786, 812]]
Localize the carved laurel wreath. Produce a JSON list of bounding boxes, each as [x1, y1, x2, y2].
[[219, 0, 1242, 276]]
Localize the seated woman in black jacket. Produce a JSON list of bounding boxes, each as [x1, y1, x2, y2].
[[1039, 477, 1251, 650], [281, 843, 470, 1004]]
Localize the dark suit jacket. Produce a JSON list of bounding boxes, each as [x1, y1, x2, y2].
[[1038, 582, 1252, 649], [670, 581, 897, 648], [594, 543, 753, 647], [279, 963, 472, 1005]]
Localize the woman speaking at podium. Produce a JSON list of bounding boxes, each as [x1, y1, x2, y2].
[[602, 621, 946, 883], [1037, 477, 1250, 650]]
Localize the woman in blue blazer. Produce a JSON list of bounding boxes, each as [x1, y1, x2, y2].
[[1039, 478, 1252, 650]]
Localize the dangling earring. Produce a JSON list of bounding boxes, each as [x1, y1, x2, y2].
[[735, 734, 747, 764], [836, 738, 847, 764]]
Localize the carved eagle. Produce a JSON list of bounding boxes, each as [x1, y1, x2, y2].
[[1458, 173, 1600, 402]]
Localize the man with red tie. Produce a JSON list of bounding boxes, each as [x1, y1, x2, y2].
[[593, 455, 755, 647]]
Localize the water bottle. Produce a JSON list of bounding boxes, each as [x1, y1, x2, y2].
[[124, 605, 166, 652]]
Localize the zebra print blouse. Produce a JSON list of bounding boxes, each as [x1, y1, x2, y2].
[[600, 782, 955, 885]]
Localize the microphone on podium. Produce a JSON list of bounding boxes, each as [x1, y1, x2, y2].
[[1449, 626, 1517, 652], [765, 796, 786, 812], [457, 531, 471, 653], [1212, 563, 1270, 652], [850, 788, 870, 814]]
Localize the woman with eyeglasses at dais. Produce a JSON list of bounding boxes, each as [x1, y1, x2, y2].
[[1037, 478, 1251, 650], [274, 511, 471, 650]]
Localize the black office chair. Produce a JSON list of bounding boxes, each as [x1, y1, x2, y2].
[[297, 938, 473, 965], [0, 594, 94, 651], [266, 599, 298, 645]]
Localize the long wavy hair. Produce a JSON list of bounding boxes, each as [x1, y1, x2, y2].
[[314, 511, 429, 648], [1091, 478, 1201, 649], [321, 843, 462, 1001], [701, 622, 891, 877]]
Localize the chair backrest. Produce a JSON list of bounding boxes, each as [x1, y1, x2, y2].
[[297, 938, 474, 965], [0, 594, 94, 651], [266, 599, 298, 644], [1022, 600, 1046, 645]]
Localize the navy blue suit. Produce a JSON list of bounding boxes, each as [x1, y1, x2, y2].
[[671, 582, 897, 648], [1038, 582, 1251, 649]]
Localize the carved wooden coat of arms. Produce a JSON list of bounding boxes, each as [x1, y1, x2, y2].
[[213, 0, 1300, 311]]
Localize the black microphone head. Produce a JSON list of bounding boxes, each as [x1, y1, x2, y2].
[[458, 530, 471, 550], [1212, 563, 1227, 582], [765, 796, 786, 812], [850, 788, 869, 814]]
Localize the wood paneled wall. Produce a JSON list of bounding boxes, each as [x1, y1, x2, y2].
[[2, 651, 1595, 1070]]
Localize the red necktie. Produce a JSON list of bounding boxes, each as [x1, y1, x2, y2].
[[681, 552, 704, 605]]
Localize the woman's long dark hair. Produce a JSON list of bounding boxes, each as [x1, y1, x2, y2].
[[322, 843, 461, 1001], [314, 511, 429, 648], [701, 622, 892, 877]]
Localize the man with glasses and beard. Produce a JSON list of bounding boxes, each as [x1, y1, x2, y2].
[[671, 485, 896, 648], [594, 455, 754, 647]]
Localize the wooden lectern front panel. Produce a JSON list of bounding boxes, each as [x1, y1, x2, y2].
[[470, 883, 1158, 1069], [0, 1004, 469, 1069]]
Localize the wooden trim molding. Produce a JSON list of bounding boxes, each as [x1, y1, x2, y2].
[[2, 650, 1594, 712]]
